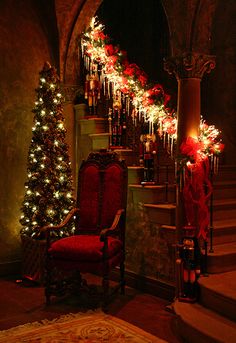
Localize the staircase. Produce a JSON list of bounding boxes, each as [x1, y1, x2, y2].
[[173, 164, 236, 343], [74, 105, 236, 342]]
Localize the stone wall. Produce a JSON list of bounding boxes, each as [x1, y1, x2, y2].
[[0, 0, 56, 274]]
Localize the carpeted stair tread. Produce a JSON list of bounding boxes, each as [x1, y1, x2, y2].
[[129, 184, 166, 189], [205, 242, 236, 273], [199, 270, 236, 301], [213, 218, 236, 229], [213, 198, 236, 206], [207, 242, 236, 256], [214, 180, 236, 186], [174, 299, 236, 343], [144, 203, 176, 209]]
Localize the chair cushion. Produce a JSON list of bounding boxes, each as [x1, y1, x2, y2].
[[49, 235, 122, 262]]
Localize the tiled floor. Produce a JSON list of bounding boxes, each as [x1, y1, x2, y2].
[[0, 274, 182, 342]]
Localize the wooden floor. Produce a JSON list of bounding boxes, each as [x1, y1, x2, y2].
[[0, 274, 182, 342]]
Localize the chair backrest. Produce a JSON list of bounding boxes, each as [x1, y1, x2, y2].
[[76, 150, 127, 235]]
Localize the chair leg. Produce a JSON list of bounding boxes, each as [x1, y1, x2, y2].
[[102, 273, 109, 312], [120, 261, 125, 295], [45, 258, 52, 306]]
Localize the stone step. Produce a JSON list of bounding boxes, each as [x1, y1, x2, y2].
[[212, 219, 236, 244], [127, 166, 144, 184], [214, 164, 236, 182], [157, 164, 176, 184], [142, 200, 236, 227], [129, 184, 176, 204], [173, 299, 236, 343], [79, 117, 108, 135], [213, 199, 236, 221], [113, 148, 140, 166], [206, 242, 236, 274], [199, 270, 236, 322], [213, 180, 236, 200], [144, 203, 176, 225], [89, 132, 110, 151]]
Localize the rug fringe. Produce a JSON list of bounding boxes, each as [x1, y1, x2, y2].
[[0, 309, 103, 335]]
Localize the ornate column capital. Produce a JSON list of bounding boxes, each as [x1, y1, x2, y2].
[[61, 84, 83, 104], [164, 52, 216, 80]]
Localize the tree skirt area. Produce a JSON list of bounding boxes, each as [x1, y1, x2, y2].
[[0, 310, 167, 342]]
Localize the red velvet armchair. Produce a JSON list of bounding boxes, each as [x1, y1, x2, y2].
[[41, 150, 128, 307]]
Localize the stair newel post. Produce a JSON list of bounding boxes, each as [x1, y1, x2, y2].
[[164, 52, 216, 300]]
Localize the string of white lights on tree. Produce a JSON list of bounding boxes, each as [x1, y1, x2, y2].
[[20, 62, 75, 238]]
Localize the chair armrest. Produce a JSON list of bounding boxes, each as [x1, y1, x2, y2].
[[100, 209, 125, 242], [40, 207, 80, 237]]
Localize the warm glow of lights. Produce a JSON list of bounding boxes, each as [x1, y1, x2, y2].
[[81, 17, 224, 165]]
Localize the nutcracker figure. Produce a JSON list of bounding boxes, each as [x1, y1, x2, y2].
[[139, 133, 157, 184], [176, 226, 201, 303], [84, 72, 100, 115], [110, 90, 126, 148]]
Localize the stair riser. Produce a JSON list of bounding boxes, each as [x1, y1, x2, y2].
[[215, 168, 236, 182], [175, 317, 216, 343], [213, 229, 236, 245], [206, 252, 236, 274], [79, 119, 107, 135], [213, 208, 236, 221], [127, 170, 144, 184], [129, 188, 176, 205], [200, 284, 236, 322], [213, 186, 236, 200], [145, 207, 176, 226]]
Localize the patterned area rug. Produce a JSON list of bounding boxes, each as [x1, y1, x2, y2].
[[0, 311, 167, 342]]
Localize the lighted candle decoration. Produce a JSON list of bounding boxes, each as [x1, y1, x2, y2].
[[81, 17, 224, 165]]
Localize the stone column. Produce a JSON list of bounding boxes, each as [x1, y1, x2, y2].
[[62, 84, 81, 195], [164, 52, 216, 240]]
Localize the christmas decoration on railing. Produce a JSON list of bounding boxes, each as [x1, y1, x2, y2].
[[20, 62, 75, 239], [80, 17, 224, 164], [80, 16, 173, 151]]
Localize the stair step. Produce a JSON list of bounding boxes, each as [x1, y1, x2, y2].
[[206, 242, 236, 274], [199, 270, 236, 322], [174, 299, 236, 343], [213, 199, 236, 220], [129, 184, 176, 204], [79, 117, 108, 135], [144, 203, 176, 225], [213, 180, 236, 200], [214, 164, 236, 182], [89, 133, 110, 150], [127, 166, 144, 184], [113, 148, 139, 166], [157, 164, 176, 184], [213, 219, 236, 244]]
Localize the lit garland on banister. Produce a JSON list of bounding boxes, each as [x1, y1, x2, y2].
[[81, 17, 224, 166]]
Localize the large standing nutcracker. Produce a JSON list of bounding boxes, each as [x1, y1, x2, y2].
[[176, 226, 201, 302], [139, 133, 157, 184], [84, 72, 100, 115]]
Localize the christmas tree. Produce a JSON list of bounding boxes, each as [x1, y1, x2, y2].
[[20, 62, 75, 238]]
